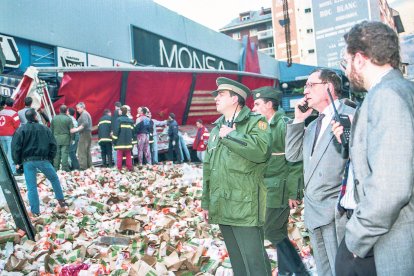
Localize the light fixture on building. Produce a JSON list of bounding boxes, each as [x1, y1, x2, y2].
[[130, 59, 138, 66]]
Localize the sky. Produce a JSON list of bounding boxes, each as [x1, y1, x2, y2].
[[154, 0, 413, 34], [153, 0, 272, 31]]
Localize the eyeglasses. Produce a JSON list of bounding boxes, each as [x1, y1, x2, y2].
[[304, 82, 326, 89]]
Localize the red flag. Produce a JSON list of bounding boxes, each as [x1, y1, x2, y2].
[[244, 36, 260, 73]]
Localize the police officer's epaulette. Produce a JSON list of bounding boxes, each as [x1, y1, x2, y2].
[[249, 113, 269, 131]]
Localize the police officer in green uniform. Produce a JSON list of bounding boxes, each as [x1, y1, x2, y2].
[[50, 104, 74, 172], [202, 77, 272, 276], [252, 87, 308, 275]]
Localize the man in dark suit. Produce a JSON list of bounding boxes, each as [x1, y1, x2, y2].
[[285, 68, 355, 276], [332, 21, 414, 276]]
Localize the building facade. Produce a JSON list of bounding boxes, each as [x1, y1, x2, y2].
[[220, 0, 403, 69], [219, 8, 275, 58], [0, 0, 280, 96]]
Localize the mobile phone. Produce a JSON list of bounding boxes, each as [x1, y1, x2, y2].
[[326, 88, 352, 158], [298, 101, 309, 113], [338, 114, 351, 146]]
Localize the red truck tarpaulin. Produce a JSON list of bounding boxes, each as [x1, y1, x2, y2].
[[53, 70, 276, 126]]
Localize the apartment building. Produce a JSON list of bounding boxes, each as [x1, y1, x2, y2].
[[219, 8, 275, 58], [221, 0, 403, 69]]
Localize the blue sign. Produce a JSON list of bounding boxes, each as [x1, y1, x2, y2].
[[1, 34, 56, 76], [312, 0, 370, 68], [0, 75, 21, 97]]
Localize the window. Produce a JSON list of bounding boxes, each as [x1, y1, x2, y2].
[[306, 28, 313, 33], [232, 32, 241, 39], [305, 8, 311, 13], [308, 49, 315, 54], [241, 15, 250, 21], [250, 29, 257, 36]]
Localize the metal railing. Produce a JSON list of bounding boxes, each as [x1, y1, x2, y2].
[[257, 29, 273, 40], [258, 47, 275, 55]]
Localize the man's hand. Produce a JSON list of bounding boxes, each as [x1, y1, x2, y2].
[[289, 199, 301, 209], [293, 97, 313, 123], [219, 124, 236, 138], [331, 120, 344, 144], [331, 114, 353, 144], [202, 210, 209, 223], [15, 164, 20, 170]]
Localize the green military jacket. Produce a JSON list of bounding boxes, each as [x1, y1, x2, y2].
[[50, 114, 73, 146], [202, 106, 272, 227], [265, 111, 304, 209]]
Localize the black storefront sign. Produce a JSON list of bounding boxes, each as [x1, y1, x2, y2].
[[132, 26, 237, 70]]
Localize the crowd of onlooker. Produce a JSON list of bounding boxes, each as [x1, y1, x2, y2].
[[100, 102, 209, 171], [0, 97, 209, 216]]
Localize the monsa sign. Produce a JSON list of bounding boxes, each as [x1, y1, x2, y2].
[[132, 27, 237, 70]]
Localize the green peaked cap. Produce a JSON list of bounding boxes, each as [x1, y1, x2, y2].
[[252, 86, 282, 101], [211, 77, 252, 100]]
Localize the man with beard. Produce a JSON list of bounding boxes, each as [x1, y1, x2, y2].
[[285, 69, 355, 276], [202, 77, 272, 275], [332, 21, 414, 276]]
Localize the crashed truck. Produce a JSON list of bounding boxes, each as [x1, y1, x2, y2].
[[10, 66, 277, 163]]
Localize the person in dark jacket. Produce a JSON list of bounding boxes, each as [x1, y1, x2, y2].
[[50, 105, 73, 171], [11, 108, 67, 216], [167, 113, 182, 163], [135, 107, 152, 165], [98, 109, 113, 167], [113, 106, 135, 171], [111, 102, 122, 164]]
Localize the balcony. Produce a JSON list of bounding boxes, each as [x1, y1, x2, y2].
[[257, 29, 273, 40], [258, 46, 275, 56]]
